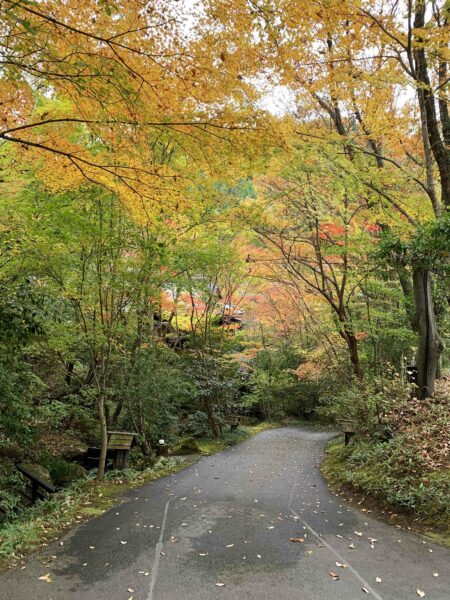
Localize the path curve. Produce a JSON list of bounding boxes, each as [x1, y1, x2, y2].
[[1, 427, 448, 599]]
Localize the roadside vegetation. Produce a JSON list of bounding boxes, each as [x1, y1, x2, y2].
[[322, 379, 450, 537]]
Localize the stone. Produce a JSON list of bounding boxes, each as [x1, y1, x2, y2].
[[170, 437, 201, 456]]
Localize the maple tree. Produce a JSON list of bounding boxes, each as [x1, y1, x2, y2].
[[0, 0, 448, 497], [202, 0, 449, 397], [0, 0, 262, 210]]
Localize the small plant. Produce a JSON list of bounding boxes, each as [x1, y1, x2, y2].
[[39, 456, 86, 488]]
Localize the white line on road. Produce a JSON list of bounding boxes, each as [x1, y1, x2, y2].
[[288, 480, 385, 600], [147, 494, 177, 600]]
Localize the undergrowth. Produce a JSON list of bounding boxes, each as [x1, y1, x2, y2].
[[322, 437, 450, 531]]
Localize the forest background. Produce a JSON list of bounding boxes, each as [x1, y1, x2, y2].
[[0, 0, 449, 553]]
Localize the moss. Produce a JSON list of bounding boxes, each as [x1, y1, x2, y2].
[[170, 436, 201, 455]]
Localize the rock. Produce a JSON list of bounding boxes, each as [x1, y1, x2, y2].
[[20, 463, 53, 485], [170, 437, 201, 456], [60, 443, 88, 462], [0, 444, 23, 460]]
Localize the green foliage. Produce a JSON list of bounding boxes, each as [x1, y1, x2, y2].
[[318, 375, 408, 429], [182, 411, 211, 437], [377, 212, 450, 273], [0, 361, 44, 444], [124, 346, 195, 445], [242, 346, 322, 419], [39, 456, 87, 488], [324, 437, 450, 527], [0, 463, 26, 519]]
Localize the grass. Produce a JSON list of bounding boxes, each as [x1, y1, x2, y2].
[[198, 422, 277, 454], [321, 436, 450, 544], [0, 422, 277, 571]]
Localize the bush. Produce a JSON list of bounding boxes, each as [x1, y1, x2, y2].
[[0, 462, 26, 521], [181, 412, 211, 438], [318, 375, 408, 430], [324, 436, 450, 527], [39, 456, 87, 488]]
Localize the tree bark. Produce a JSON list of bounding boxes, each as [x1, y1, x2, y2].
[[412, 268, 444, 399], [414, 3, 450, 207], [338, 321, 364, 380], [204, 399, 222, 438], [97, 387, 108, 480], [395, 265, 417, 332]]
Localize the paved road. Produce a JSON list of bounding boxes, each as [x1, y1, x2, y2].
[[1, 428, 449, 600]]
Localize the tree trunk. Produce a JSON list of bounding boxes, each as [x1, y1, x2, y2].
[[338, 316, 364, 380], [414, 4, 450, 208], [346, 332, 364, 381], [97, 388, 108, 480], [204, 399, 221, 438], [412, 268, 443, 399], [395, 266, 418, 332]]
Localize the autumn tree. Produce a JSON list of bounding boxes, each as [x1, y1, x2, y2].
[[203, 0, 449, 397]]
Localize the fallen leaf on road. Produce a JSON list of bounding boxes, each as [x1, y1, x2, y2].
[[417, 591, 425, 598], [38, 573, 52, 583], [289, 537, 304, 543]]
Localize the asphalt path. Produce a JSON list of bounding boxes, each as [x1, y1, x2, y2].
[[1, 427, 448, 600]]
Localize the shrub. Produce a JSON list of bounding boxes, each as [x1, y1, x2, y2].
[[325, 436, 450, 526], [39, 456, 87, 487], [0, 462, 26, 521]]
